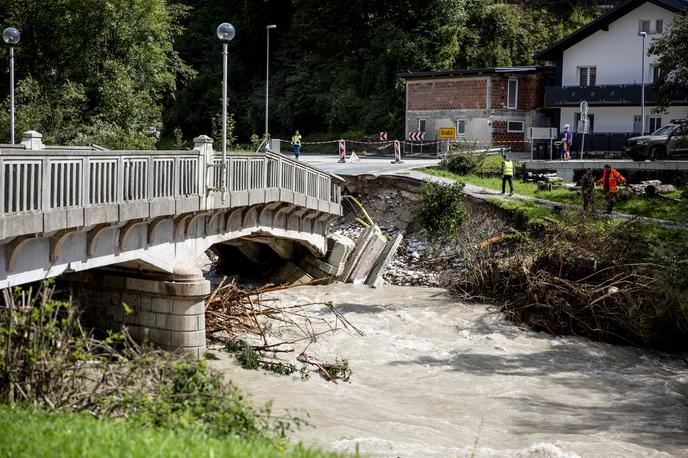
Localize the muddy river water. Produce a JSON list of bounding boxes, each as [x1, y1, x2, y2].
[[208, 284, 688, 457]]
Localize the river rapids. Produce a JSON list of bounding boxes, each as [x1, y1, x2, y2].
[[208, 284, 688, 457]]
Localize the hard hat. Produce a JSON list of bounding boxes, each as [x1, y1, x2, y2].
[[563, 124, 570, 129]]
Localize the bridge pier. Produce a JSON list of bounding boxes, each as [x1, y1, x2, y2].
[[65, 264, 210, 358]]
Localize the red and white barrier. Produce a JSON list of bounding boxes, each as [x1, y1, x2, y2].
[[338, 139, 346, 163], [391, 140, 402, 163]]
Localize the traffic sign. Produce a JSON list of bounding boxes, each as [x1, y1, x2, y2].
[[409, 132, 425, 141], [578, 118, 590, 134], [380, 131, 387, 141], [580, 100, 589, 116], [438, 127, 456, 139]]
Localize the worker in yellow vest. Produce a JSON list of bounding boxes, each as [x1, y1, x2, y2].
[[501, 153, 514, 196], [291, 129, 302, 160]]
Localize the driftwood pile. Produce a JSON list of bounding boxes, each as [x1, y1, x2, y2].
[[205, 279, 363, 382], [452, 221, 666, 347]]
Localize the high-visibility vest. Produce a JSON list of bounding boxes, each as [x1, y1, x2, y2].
[[597, 168, 625, 193], [292, 134, 301, 146], [503, 160, 514, 176]]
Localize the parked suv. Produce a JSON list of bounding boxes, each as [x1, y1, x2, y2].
[[624, 123, 688, 161]]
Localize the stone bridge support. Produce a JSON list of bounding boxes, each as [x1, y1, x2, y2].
[[65, 264, 210, 358]]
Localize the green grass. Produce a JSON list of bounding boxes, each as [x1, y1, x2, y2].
[[0, 404, 341, 458], [486, 197, 559, 229], [423, 166, 580, 202], [613, 193, 688, 221], [422, 166, 688, 222]]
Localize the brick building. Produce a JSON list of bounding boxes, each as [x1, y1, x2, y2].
[[400, 67, 553, 152]]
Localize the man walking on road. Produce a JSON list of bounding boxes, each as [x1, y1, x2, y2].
[[581, 168, 595, 212], [291, 129, 302, 160], [501, 153, 514, 196], [597, 164, 626, 214]]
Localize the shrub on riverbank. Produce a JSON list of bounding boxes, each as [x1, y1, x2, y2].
[[452, 214, 688, 351], [414, 181, 467, 241], [0, 283, 305, 441]]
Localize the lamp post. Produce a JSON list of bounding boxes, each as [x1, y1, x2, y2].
[[265, 24, 276, 143], [3, 27, 20, 144], [216, 22, 235, 192], [640, 31, 647, 136]]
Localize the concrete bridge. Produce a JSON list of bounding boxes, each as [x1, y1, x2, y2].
[[0, 131, 343, 356]]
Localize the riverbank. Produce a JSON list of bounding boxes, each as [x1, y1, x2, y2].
[[207, 284, 688, 457]]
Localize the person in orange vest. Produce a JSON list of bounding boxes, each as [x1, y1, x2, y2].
[[597, 164, 626, 214]]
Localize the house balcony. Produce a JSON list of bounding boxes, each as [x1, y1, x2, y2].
[[545, 84, 688, 107]]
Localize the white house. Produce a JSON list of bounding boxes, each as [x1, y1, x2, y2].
[[536, 0, 688, 150]]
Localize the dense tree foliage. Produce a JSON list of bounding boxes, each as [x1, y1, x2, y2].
[[0, 0, 602, 149], [649, 13, 688, 116], [0, 0, 192, 148]]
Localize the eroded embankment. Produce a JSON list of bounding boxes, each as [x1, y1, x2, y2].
[[339, 173, 688, 352], [336, 173, 517, 287]]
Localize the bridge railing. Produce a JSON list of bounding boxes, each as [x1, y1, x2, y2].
[[0, 145, 342, 239], [208, 151, 342, 211]]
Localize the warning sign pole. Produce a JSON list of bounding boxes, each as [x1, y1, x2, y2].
[[338, 139, 346, 163]]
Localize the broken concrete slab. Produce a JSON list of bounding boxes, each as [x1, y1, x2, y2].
[[338, 225, 377, 282], [348, 226, 387, 285], [300, 254, 338, 278], [326, 234, 355, 276], [271, 262, 313, 286], [366, 233, 403, 288]]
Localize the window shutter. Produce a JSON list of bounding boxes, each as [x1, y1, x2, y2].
[[589, 67, 596, 86]]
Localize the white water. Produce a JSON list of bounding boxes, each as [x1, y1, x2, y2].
[[208, 284, 688, 457]]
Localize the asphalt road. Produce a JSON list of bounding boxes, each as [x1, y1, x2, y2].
[[300, 154, 439, 176]]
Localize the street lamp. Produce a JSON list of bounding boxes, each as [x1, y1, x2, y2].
[[3, 27, 20, 144], [265, 24, 276, 143], [217, 22, 235, 192], [640, 31, 647, 135]]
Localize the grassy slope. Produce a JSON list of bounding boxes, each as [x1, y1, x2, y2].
[[422, 166, 688, 222], [0, 405, 340, 458]]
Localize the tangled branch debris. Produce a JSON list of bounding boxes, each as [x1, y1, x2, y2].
[[205, 279, 363, 382], [452, 216, 688, 350]]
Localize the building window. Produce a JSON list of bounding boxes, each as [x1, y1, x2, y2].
[[651, 65, 661, 83], [655, 19, 663, 34], [640, 19, 664, 35], [639, 20, 650, 34], [456, 119, 466, 136], [507, 79, 518, 109], [649, 116, 662, 133], [417, 119, 426, 132], [579, 66, 596, 87], [507, 121, 524, 133]]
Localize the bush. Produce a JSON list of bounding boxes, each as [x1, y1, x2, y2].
[[0, 283, 303, 440], [414, 181, 466, 241], [440, 148, 487, 175]]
